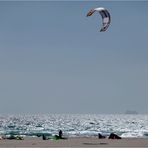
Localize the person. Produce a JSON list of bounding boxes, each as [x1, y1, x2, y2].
[[108, 133, 121, 139], [42, 134, 46, 140], [59, 130, 63, 139], [98, 133, 106, 139]]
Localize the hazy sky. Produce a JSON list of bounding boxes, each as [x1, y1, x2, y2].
[[0, 1, 148, 114]]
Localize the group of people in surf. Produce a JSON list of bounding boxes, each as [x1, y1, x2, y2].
[[0, 130, 121, 140], [42, 130, 121, 140]]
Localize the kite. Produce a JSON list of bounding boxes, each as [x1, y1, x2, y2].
[[87, 7, 111, 32]]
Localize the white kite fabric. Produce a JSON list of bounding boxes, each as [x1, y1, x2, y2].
[[86, 7, 111, 32]]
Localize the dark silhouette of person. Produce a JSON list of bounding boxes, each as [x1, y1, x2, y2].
[[108, 133, 121, 139], [98, 133, 106, 139], [42, 134, 46, 140], [59, 130, 63, 139]]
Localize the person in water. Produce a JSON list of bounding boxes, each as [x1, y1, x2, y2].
[[42, 130, 66, 140], [108, 133, 121, 139], [98, 133, 106, 139], [98, 133, 121, 139], [53, 130, 63, 140], [59, 130, 63, 139], [42, 134, 46, 140]]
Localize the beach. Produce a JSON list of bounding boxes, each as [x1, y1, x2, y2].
[[0, 137, 148, 147]]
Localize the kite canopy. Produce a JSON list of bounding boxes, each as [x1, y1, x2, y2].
[[86, 7, 111, 32]]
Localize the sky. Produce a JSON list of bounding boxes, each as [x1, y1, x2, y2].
[[0, 1, 148, 114]]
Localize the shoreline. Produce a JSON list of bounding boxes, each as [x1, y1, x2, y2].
[[0, 137, 148, 147]]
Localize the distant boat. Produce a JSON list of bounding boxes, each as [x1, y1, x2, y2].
[[125, 110, 138, 115]]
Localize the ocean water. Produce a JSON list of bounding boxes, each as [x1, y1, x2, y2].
[[0, 114, 148, 138]]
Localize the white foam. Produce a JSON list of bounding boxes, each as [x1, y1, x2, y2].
[[0, 114, 148, 138]]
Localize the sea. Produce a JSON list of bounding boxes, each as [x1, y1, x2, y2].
[[0, 114, 148, 138]]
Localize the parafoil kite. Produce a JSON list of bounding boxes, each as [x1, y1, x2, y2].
[[86, 7, 111, 32]]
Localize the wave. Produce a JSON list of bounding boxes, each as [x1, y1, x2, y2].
[[0, 114, 148, 138]]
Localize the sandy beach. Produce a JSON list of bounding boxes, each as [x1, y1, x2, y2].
[[0, 137, 148, 147]]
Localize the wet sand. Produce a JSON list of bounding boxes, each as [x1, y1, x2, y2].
[[0, 137, 148, 147]]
